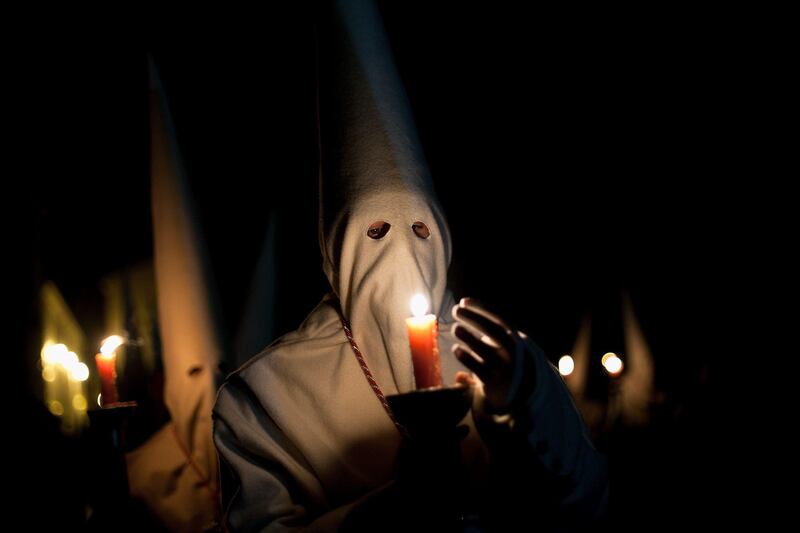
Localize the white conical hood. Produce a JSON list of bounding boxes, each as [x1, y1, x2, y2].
[[620, 293, 655, 425], [146, 59, 221, 521], [234, 210, 277, 368], [317, 0, 453, 394]]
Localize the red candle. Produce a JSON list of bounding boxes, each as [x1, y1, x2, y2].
[[95, 352, 119, 406], [406, 294, 442, 389]]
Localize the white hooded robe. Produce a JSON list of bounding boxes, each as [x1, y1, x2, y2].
[[213, 1, 607, 531]]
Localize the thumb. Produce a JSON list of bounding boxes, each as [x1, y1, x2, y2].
[[454, 370, 475, 388]]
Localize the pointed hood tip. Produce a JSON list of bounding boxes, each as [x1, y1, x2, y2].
[[317, 0, 449, 262], [147, 54, 163, 93]]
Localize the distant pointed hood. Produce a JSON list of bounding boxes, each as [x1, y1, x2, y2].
[[317, 0, 453, 393], [568, 316, 592, 400], [620, 293, 654, 425], [234, 210, 277, 368], [149, 57, 222, 473]]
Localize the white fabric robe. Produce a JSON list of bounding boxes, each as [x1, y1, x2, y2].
[[214, 296, 607, 532]]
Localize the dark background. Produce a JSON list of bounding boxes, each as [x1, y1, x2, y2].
[[10, 2, 781, 529]]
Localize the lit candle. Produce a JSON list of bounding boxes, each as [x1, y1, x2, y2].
[[406, 294, 442, 389], [95, 352, 118, 405], [95, 335, 124, 406]]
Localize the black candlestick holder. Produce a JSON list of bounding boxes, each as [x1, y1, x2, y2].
[[85, 401, 137, 531], [386, 385, 474, 529], [88, 401, 137, 449], [386, 385, 471, 438]]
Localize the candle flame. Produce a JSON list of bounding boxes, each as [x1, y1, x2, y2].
[[602, 353, 624, 375], [558, 355, 575, 376], [410, 294, 429, 318], [69, 362, 90, 382], [65, 351, 79, 367], [41, 342, 69, 366], [100, 335, 125, 356]]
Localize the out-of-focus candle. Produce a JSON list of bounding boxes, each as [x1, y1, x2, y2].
[[406, 294, 442, 389], [602, 352, 624, 375], [95, 352, 118, 405], [95, 335, 124, 406]]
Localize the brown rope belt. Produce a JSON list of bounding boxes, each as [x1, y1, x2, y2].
[[336, 309, 409, 439]]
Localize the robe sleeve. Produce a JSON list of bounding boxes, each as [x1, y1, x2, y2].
[[479, 336, 609, 529], [213, 376, 386, 532]]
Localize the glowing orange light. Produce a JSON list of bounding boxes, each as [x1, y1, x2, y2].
[[99, 335, 124, 356], [48, 400, 64, 416], [42, 343, 69, 366], [602, 353, 624, 375], [558, 355, 575, 376], [69, 362, 90, 382], [42, 367, 56, 382], [72, 395, 88, 411], [410, 294, 429, 318]]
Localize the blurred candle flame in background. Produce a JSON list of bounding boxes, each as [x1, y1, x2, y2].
[[602, 352, 624, 375], [559, 354, 575, 376]]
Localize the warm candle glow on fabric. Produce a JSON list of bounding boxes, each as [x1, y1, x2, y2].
[[406, 294, 442, 389], [72, 394, 88, 411]]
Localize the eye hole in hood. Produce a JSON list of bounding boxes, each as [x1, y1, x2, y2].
[[412, 222, 430, 239], [367, 221, 391, 239]]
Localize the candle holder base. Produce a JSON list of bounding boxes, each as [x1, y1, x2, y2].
[[386, 384, 472, 438], [85, 400, 138, 531], [88, 401, 138, 450]]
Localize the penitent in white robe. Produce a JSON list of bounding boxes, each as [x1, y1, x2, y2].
[[214, 0, 607, 531]]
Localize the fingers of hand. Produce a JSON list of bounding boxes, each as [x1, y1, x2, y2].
[[452, 344, 485, 377], [459, 298, 510, 331], [451, 303, 514, 354], [452, 323, 510, 368]]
